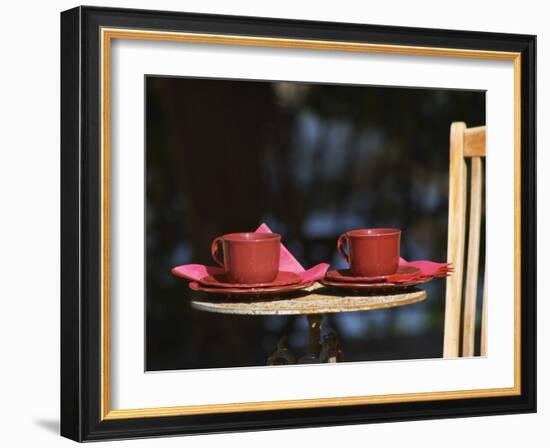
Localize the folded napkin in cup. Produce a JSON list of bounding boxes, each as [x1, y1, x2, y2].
[[171, 223, 330, 285]]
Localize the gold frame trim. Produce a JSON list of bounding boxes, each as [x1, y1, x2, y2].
[[100, 28, 522, 420]]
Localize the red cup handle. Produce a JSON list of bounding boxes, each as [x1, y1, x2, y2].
[[210, 237, 224, 267], [337, 233, 350, 265]]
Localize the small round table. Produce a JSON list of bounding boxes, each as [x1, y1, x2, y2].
[[191, 283, 427, 364]]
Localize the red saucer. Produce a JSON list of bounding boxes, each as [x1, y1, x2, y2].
[[320, 277, 430, 292], [325, 265, 421, 283], [198, 270, 302, 289], [189, 280, 314, 296]]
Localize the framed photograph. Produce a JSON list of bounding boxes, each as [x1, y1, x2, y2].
[[61, 6, 536, 441]]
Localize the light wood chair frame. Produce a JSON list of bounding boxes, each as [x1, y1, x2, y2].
[[443, 122, 487, 358]]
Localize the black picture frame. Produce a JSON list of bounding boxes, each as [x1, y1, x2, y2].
[[61, 5, 536, 442]]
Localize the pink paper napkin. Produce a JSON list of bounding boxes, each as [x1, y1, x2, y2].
[[399, 257, 452, 277], [383, 257, 452, 283], [171, 223, 329, 284]]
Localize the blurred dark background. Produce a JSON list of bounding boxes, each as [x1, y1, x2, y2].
[[145, 76, 485, 371]]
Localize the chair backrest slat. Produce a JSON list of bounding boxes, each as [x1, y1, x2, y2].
[[464, 126, 486, 157], [480, 269, 487, 356], [443, 122, 486, 358], [443, 122, 468, 358], [462, 157, 483, 356]]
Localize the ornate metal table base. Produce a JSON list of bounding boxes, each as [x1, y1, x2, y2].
[[267, 314, 344, 365]]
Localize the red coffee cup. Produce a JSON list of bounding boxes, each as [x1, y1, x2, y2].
[[210, 232, 281, 284], [337, 228, 401, 277]]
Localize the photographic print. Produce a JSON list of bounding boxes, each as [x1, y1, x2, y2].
[[61, 6, 535, 441], [147, 77, 485, 370]]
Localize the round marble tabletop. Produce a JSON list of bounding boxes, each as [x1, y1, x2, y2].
[[190, 283, 427, 316]]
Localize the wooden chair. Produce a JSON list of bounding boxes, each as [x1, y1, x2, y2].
[[443, 122, 487, 358]]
